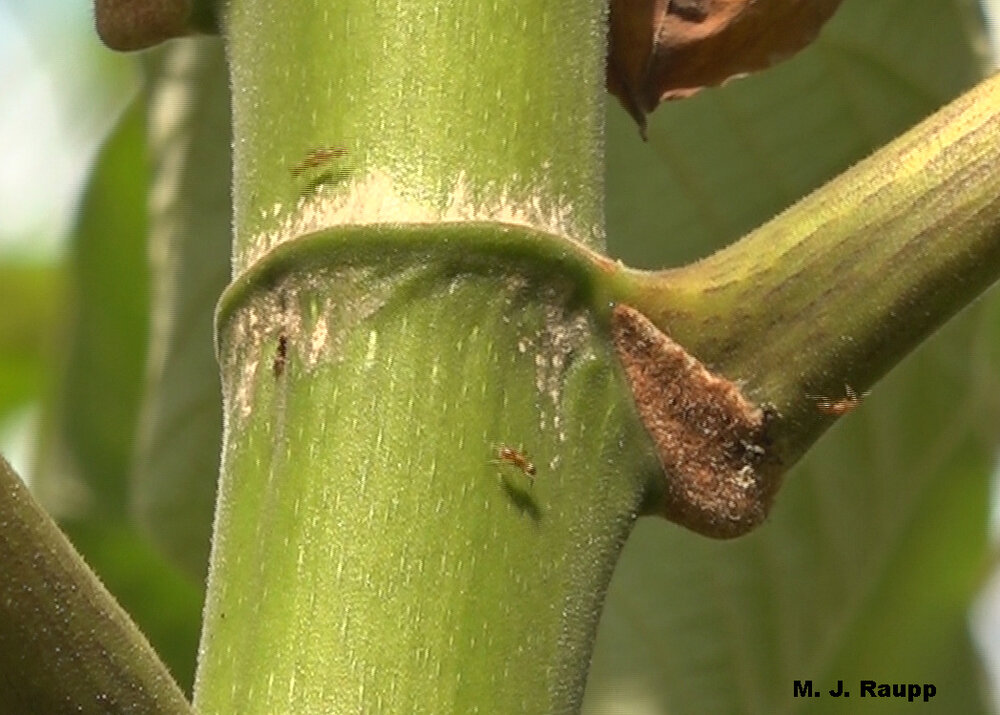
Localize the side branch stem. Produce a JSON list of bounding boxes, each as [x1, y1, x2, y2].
[[621, 72, 1000, 462]]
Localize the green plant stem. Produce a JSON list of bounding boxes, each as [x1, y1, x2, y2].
[[225, 0, 607, 273], [196, 225, 657, 713], [618, 71, 1000, 465], [195, 1, 653, 712], [0, 455, 191, 713]]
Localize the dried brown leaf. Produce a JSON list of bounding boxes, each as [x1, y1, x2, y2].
[[608, 0, 845, 135]]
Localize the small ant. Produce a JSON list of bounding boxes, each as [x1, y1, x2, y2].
[[493, 445, 536, 485], [808, 384, 868, 416], [290, 146, 348, 177]]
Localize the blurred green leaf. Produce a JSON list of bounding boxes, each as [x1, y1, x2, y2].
[[33, 96, 149, 518], [0, 263, 61, 424], [130, 37, 230, 581], [588, 0, 997, 713], [32, 95, 202, 692]]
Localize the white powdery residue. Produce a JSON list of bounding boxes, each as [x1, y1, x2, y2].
[[239, 170, 592, 270], [307, 312, 329, 367], [533, 306, 591, 437], [533, 351, 546, 394], [223, 291, 301, 422], [222, 304, 266, 422], [442, 171, 581, 241], [236, 353, 261, 421], [363, 329, 379, 370]]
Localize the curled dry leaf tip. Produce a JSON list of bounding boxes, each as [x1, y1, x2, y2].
[[607, 0, 846, 132]]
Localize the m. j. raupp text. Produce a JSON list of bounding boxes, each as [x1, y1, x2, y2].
[[793, 680, 936, 702]]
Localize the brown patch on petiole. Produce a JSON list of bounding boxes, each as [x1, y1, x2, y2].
[[611, 304, 778, 538]]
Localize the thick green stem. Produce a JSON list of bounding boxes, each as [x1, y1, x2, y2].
[[195, 226, 656, 712], [0, 456, 191, 713], [226, 0, 607, 272], [195, 2, 647, 712]]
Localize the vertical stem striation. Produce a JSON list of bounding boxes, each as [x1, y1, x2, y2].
[[226, 0, 607, 272], [195, 227, 656, 713], [198, 1, 641, 709]]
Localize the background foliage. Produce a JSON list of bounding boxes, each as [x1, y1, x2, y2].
[[0, 0, 998, 711]]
